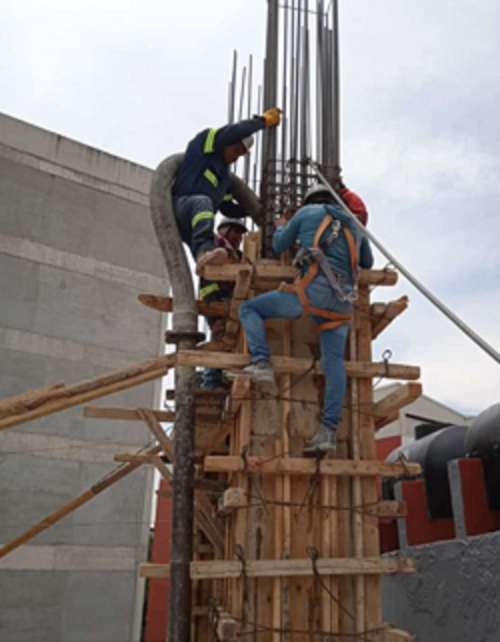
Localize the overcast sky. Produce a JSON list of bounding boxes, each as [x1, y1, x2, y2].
[[1, 0, 500, 417]]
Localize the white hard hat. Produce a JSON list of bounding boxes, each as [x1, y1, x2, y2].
[[303, 183, 334, 205], [242, 135, 255, 152]]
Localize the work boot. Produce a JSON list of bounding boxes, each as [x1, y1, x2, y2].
[[226, 359, 276, 385], [196, 248, 228, 275], [303, 424, 337, 457]]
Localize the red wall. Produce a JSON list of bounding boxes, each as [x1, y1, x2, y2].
[[143, 480, 172, 642]]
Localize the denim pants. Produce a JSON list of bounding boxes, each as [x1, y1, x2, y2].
[[173, 194, 216, 259], [238, 275, 352, 429]]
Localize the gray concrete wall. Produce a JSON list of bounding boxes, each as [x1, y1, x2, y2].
[[382, 531, 500, 642], [0, 113, 169, 642]]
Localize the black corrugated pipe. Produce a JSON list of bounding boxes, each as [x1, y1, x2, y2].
[[150, 153, 197, 642], [150, 153, 263, 642]]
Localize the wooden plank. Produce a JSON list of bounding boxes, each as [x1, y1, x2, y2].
[[223, 267, 253, 346], [139, 556, 415, 580], [349, 321, 366, 633], [371, 297, 409, 340], [0, 382, 65, 410], [357, 284, 383, 630], [177, 351, 421, 381], [204, 456, 421, 477], [202, 264, 398, 287], [84, 406, 175, 422], [200, 421, 234, 457], [278, 320, 291, 641], [0, 340, 227, 431], [0, 445, 161, 560], [137, 408, 175, 462], [138, 293, 230, 317], [152, 456, 173, 482], [225, 375, 251, 420], [374, 383, 423, 431]]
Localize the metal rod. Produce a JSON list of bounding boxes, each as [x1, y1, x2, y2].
[[244, 55, 253, 184], [332, 0, 340, 173], [230, 50, 238, 123], [312, 163, 500, 365]]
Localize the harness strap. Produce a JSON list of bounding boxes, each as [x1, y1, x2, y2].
[[280, 213, 356, 331]]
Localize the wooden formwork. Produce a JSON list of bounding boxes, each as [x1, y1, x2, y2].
[[140, 232, 421, 641], [0, 232, 422, 642]]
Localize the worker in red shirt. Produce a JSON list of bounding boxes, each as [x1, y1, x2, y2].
[[335, 177, 368, 226]]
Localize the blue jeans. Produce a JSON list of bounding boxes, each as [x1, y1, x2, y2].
[[238, 275, 352, 429], [173, 194, 215, 259]]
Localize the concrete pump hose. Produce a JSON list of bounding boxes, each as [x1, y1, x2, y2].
[[149, 152, 197, 333]]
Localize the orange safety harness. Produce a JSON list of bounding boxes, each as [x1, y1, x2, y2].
[[281, 214, 358, 333]]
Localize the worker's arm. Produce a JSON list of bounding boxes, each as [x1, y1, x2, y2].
[[358, 235, 374, 269], [213, 117, 266, 151], [272, 210, 303, 254]]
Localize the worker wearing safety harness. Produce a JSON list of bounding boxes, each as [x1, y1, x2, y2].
[[173, 109, 281, 274], [200, 217, 248, 390], [228, 184, 374, 455]]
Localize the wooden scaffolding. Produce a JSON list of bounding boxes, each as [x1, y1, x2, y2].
[[0, 231, 422, 641]]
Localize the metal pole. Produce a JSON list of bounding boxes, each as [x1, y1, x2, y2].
[[331, 0, 340, 174], [312, 163, 500, 365]]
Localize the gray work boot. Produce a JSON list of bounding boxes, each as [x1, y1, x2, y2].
[[226, 359, 276, 385], [303, 424, 337, 456]]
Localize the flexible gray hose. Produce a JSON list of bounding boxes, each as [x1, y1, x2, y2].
[[149, 153, 265, 642], [150, 153, 197, 642]]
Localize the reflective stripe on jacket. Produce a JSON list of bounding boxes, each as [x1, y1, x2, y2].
[[173, 117, 266, 213]]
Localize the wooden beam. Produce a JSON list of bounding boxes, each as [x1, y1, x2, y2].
[[0, 382, 66, 410], [177, 351, 420, 381], [202, 264, 398, 287], [200, 421, 234, 457], [140, 556, 415, 580], [0, 354, 175, 431], [225, 375, 251, 420], [84, 406, 175, 422], [0, 445, 161, 560], [374, 383, 423, 431], [204, 456, 421, 477], [137, 408, 175, 462], [115, 453, 160, 465], [370, 297, 409, 339], [138, 293, 230, 317], [223, 267, 253, 346], [0, 340, 226, 432]]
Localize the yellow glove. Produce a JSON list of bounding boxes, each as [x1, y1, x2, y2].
[[262, 107, 282, 128]]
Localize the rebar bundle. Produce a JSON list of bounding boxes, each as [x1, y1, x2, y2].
[[228, 0, 341, 255]]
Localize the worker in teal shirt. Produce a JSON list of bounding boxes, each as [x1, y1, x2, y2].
[[228, 184, 374, 455], [173, 109, 281, 273]]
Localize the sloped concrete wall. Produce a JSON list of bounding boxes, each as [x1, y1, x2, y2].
[[382, 531, 500, 642], [0, 113, 168, 642]]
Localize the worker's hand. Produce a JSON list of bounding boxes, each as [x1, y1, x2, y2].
[[273, 217, 287, 228], [262, 108, 282, 128]]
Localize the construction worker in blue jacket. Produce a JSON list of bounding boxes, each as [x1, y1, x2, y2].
[[228, 184, 374, 456], [173, 109, 281, 274]]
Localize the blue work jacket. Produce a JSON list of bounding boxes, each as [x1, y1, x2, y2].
[[173, 117, 266, 217], [272, 204, 374, 280]]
